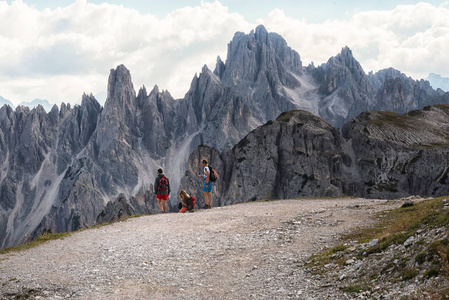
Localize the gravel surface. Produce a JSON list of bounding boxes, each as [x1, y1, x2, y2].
[[0, 197, 402, 299]]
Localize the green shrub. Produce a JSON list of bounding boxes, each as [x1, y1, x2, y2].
[[341, 285, 363, 293], [415, 252, 427, 265], [425, 267, 440, 278], [402, 269, 418, 281]]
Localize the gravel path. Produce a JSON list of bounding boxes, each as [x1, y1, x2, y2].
[[0, 198, 402, 299]]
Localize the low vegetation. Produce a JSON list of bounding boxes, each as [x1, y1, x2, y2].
[[0, 232, 72, 255], [306, 196, 449, 299], [0, 214, 148, 255]]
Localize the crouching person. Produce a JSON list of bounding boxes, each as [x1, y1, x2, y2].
[[179, 190, 196, 213]]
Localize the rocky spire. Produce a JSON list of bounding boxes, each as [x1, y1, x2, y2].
[[213, 56, 225, 79], [102, 64, 136, 125]]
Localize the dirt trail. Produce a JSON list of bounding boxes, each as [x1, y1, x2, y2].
[[0, 198, 402, 299]]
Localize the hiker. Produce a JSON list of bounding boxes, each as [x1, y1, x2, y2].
[[199, 159, 212, 209], [154, 168, 170, 213], [178, 190, 196, 213]]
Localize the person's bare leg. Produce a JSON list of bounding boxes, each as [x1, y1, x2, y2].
[[158, 198, 163, 211], [207, 192, 212, 207], [203, 191, 208, 207], [162, 200, 167, 213]]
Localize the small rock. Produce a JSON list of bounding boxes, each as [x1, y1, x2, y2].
[[404, 236, 415, 247], [369, 239, 379, 247]]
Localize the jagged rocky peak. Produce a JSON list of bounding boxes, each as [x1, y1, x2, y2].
[[317, 46, 369, 95], [81, 93, 100, 107], [254, 24, 269, 42], [223, 25, 303, 88], [149, 84, 160, 96], [104, 64, 136, 111], [100, 64, 137, 127], [213, 56, 225, 79], [368, 67, 409, 90], [137, 85, 148, 99], [370, 67, 443, 113], [330, 46, 362, 71], [148, 84, 173, 99], [216, 25, 303, 122]]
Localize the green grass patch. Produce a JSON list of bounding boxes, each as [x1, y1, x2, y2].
[[330, 244, 348, 254], [0, 232, 71, 255], [340, 284, 365, 294], [0, 213, 152, 255], [402, 269, 419, 281], [346, 196, 449, 245]]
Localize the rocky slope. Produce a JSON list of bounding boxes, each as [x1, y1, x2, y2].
[[180, 105, 449, 205], [1, 25, 449, 249]]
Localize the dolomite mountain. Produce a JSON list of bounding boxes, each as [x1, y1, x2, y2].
[[1, 25, 448, 249], [181, 105, 449, 207]]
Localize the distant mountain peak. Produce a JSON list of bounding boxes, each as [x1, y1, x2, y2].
[[0, 95, 14, 109], [427, 73, 449, 92]]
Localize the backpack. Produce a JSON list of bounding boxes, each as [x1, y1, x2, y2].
[[208, 166, 218, 182], [157, 175, 169, 192]]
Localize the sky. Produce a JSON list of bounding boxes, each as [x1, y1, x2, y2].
[[1, 0, 448, 106]]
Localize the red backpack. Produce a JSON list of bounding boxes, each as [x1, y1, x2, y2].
[[157, 175, 169, 192]]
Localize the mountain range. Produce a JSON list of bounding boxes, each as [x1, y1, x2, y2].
[[1, 25, 448, 249], [0, 97, 54, 112]]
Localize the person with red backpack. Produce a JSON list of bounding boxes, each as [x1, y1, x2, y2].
[[154, 168, 170, 213]]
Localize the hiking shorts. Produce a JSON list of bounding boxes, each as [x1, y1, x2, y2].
[[203, 181, 212, 193], [157, 194, 168, 201]]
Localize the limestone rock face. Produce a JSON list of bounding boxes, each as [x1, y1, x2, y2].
[[0, 96, 102, 248], [180, 106, 449, 205], [181, 110, 346, 206], [218, 25, 302, 122], [314, 47, 377, 128], [136, 85, 176, 159], [341, 104, 449, 198], [96, 190, 164, 225]]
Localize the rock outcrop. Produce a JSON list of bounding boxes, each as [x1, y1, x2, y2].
[[342, 104, 449, 198], [180, 106, 449, 205]]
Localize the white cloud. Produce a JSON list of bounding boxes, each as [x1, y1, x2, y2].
[[0, 0, 253, 106], [0, 0, 448, 107], [261, 2, 449, 80]]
